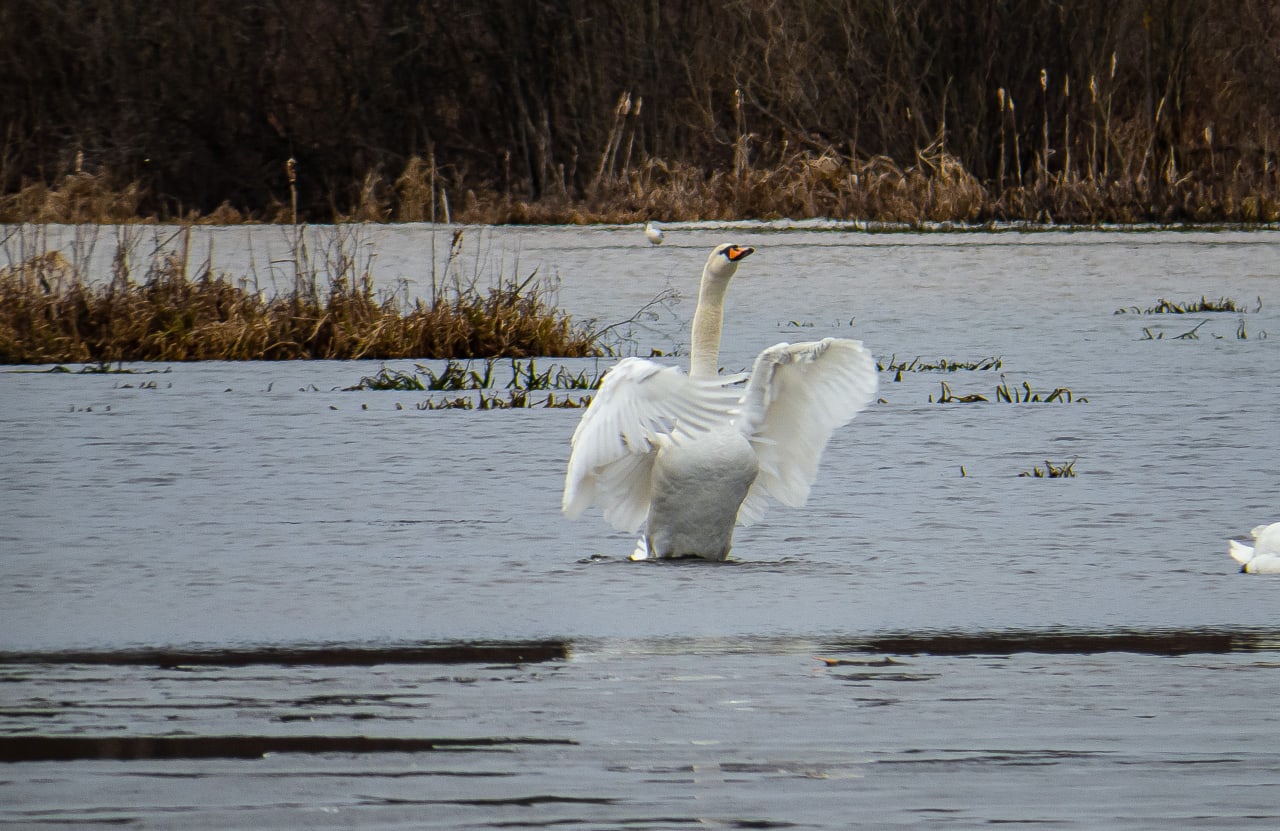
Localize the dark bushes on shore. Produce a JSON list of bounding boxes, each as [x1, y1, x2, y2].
[[1, 1, 1278, 225]]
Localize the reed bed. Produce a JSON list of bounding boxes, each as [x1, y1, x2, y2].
[[0, 230, 604, 364], [5, 146, 1278, 228]]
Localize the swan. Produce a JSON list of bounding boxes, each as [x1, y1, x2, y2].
[[1229, 522, 1280, 573], [562, 243, 879, 560], [645, 222, 665, 245]]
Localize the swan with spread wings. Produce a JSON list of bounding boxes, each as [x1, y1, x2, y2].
[[562, 244, 878, 561]]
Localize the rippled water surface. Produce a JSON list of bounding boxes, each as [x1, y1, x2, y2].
[[3, 225, 1279, 827]]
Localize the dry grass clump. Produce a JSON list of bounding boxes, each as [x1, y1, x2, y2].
[[0, 168, 146, 224], [0, 231, 603, 364]]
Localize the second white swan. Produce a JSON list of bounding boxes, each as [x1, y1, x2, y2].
[[562, 243, 879, 560], [1229, 522, 1280, 574]]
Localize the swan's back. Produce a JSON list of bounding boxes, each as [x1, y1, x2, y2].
[[562, 357, 743, 532]]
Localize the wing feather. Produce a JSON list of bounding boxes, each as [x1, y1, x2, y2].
[[562, 357, 741, 532], [736, 338, 878, 526], [1229, 539, 1255, 565]]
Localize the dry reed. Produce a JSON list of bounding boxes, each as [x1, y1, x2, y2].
[[0, 230, 604, 364], [4, 146, 1277, 228]]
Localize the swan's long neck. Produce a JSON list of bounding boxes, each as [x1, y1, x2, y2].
[[689, 268, 731, 379]]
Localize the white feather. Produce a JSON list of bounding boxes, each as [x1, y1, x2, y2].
[[736, 338, 879, 526], [1229, 539, 1255, 565], [562, 357, 742, 530], [1230, 522, 1280, 574], [562, 244, 877, 559]]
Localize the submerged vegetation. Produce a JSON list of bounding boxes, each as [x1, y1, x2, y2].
[[1020, 459, 1079, 478], [930, 378, 1086, 404], [2, 2, 1279, 226], [347, 357, 603, 409], [0, 227, 605, 364], [1137, 319, 1261, 340], [881, 355, 1003, 383], [1115, 296, 1256, 314]]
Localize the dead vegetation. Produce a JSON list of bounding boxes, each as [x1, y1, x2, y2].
[[0, 227, 604, 364]]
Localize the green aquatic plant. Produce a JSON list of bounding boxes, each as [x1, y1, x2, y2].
[[1223, 317, 1265, 340], [1140, 317, 1263, 340], [350, 359, 497, 392], [1019, 458, 1078, 478], [930, 380, 988, 403], [507, 359, 602, 391], [1139, 320, 1208, 340], [881, 355, 1003, 373], [881, 354, 1002, 382], [414, 390, 592, 410], [994, 377, 1084, 403], [348, 366, 428, 391], [351, 356, 603, 411], [930, 378, 1086, 404], [349, 358, 603, 393], [1115, 296, 1249, 315]]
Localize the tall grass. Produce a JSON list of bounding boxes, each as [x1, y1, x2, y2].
[[0, 227, 604, 364]]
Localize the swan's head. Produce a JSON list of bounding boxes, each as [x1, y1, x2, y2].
[[705, 244, 755, 281]]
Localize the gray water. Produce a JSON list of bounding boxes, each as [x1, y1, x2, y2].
[[2, 225, 1279, 827]]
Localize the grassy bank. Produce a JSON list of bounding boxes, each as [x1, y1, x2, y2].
[[0, 227, 604, 364]]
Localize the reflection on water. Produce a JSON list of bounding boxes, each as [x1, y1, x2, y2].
[[2, 226, 1280, 827], [0, 640, 569, 667], [3, 640, 1279, 827]]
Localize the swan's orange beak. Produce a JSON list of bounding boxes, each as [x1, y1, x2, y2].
[[726, 245, 754, 262]]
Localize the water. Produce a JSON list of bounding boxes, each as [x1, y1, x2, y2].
[[2, 225, 1279, 827]]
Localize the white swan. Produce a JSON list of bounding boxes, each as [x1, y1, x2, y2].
[[644, 222, 665, 245], [1229, 523, 1280, 573], [562, 243, 879, 560]]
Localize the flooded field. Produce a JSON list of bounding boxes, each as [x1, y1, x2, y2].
[[3, 225, 1279, 827]]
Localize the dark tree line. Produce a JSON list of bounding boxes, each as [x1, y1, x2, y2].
[[2, 0, 1277, 221]]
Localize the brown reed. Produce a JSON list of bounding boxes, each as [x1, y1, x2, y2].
[[4, 146, 1278, 228], [0, 234, 604, 364]]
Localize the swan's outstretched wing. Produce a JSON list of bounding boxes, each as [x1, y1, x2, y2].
[[736, 338, 879, 526], [563, 357, 742, 532]]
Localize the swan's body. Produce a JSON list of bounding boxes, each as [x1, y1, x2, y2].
[[562, 244, 878, 560], [645, 222, 665, 245], [1229, 523, 1280, 573]]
